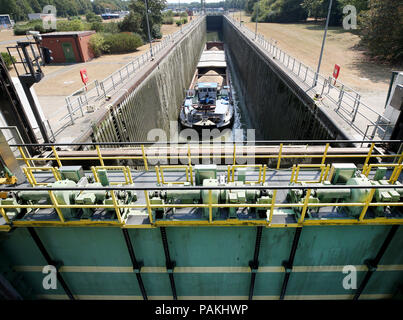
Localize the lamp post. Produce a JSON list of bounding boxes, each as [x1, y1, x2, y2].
[[254, 4, 259, 39], [144, 0, 154, 58], [314, 0, 333, 87], [239, 0, 241, 26]]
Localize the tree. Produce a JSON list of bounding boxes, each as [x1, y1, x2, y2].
[[121, 0, 166, 40], [359, 0, 403, 62], [245, 0, 259, 14], [302, 0, 325, 20], [119, 11, 142, 33], [256, 0, 308, 23], [86, 11, 102, 23]]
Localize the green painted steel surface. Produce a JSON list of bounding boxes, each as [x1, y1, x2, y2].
[[0, 226, 402, 299]]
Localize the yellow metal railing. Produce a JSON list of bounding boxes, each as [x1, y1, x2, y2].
[[91, 166, 133, 185], [23, 167, 61, 186], [290, 164, 330, 184], [13, 142, 403, 172], [362, 164, 403, 184], [155, 165, 193, 185], [227, 164, 267, 184], [1, 185, 403, 228]]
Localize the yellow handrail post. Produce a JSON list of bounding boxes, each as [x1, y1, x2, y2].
[[262, 164, 267, 184], [362, 143, 375, 173], [277, 143, 283, 169], [398, 146, 403, 164], [0, 207, 10, 224], [48, 191, 65, 223], [144, 190, 153, 224], [189, 165, 194, 185], [208, 189, 213, 223], [22, 167, 34, 186], [187, 144, 192, 166], [321, 143, 329, 165], [290, 164, 296, 183], [51, 146, 62, 168], [155, 166, 161, 184], [127, 166, 133, 184], [233, 143, 236, 165], [298, 189, 312, 224], [96, 145, 105, 166], [91, 166, 99, 183], [110, 191, 123, 224], [322, 164, 330, 182], [389, 165, 402, 184], [268, 189, 277, 225], [359, 189, 376, 222], [18, 146, 31, 167], [141, 145, 148, 171]]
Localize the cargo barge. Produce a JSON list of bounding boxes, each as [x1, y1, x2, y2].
[[179, 41, 234, 129]]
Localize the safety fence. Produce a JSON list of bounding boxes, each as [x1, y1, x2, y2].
[[224, 14, 392, 140], [0, 140, 402, 228], [10, 140, 403, 172], [1, 182, 403, 228], [56, 15, 204, 136], [19, 162, 403, 188]]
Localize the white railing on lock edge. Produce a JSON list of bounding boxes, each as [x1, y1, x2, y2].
[[225, 14, 392, 140], [56, 15, 204, 136]]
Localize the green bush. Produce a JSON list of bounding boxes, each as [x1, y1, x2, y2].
[[180, 12, 188, 18], [86, 12, 102, 23], [13, 20, 49, 35], [57, 19, 85, 31], [89, 34, 109, 57], [1, 52, 16, 70], [152, 24, 162, 39], [162, 16, 174, 24], [255, 0, 308, 23], [163, 10, 174, 18], [181, 18, 188, 24], [176, 20, 182, 26], [90, 21, 104, 32], [359, 0, 403, 62], [103, 22, 120, 34], [103, 33, 143, 54], [68, 16, 82, 21]]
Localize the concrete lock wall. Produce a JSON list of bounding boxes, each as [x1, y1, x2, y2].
[[92, 19, 207, 143], [222, 17, 347, 140], [0, 225, 402, 299], [92, 16, 347, 142]]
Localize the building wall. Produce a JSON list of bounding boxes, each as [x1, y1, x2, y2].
[[41, 34, 94, 63], [41, 37, 80, 63], [77, 34, 95, 62]]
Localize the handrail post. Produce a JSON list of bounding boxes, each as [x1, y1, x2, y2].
[[111, 190, 123, 224], [358, 189, 376, 222], [0, 207, 10, 224], [51, 146, 62, 168], [268, 190, 277, 225], [48, 190, 65, 223], [96, 145, 105, 166], [18, 146, 31, 167], [298, 189, 312, 224], [141, 145, 148, 171], [321, 143, 329, 165], [362, 143, 375, 173], [277, 143, 283, 169], [208, 189, 213, 223]]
